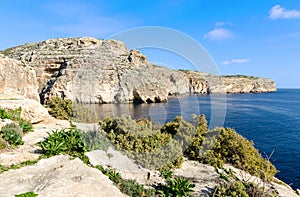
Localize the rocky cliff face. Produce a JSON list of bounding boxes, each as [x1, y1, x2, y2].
[[1, 37, 276, 104], [0, 56, 39, 101]]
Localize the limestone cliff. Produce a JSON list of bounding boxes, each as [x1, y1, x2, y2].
[[0, 56, 39, 101], [1, 37, 276, 104]]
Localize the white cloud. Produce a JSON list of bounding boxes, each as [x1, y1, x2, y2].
[[269, 5, 300, 19], [215, 22, 225, 27], [222, 59, 250, 65], [221, 60, 230, 65], [204, 28, 234, 40]]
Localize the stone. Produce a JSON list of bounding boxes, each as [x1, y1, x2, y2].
[[0, 155, 127, 197], [0, 99, 49, 124]]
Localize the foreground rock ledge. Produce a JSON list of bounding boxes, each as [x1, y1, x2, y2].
[[0, 155, 127, 197]]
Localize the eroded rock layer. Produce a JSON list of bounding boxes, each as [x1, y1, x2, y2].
[[1, 37, 276, 104]]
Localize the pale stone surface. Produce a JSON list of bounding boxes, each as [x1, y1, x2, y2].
[[2, 37, 276, 104], [173, 160, 221, 196], [0, 155, 127, 197], [0, 56, 39, 101], [87, 148, 164, 186], [0, 99, 49, 123]]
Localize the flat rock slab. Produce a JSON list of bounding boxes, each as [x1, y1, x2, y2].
[[0, 155, 126, 197], [173, 160, 221, 197], [87, 148, 164, 186]]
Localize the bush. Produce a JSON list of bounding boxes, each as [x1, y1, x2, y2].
[[0, 107, 21, 121], [200, 128, 276, 181], [19, 119, 33, 133], [1, 123, 24, 146], [0, 137, 7, 149], [48, 97, 73, 120], [37, 128, 108, 164], [157, 177, 195, 197], [99, 116, 184, 170], [38, 129, 86, 158], [185, 122, 277, 181], [0, 107, 33, 133], [211, 181, 275, 197], [15, 191, 38, 197], [96, 165, 155, 197]]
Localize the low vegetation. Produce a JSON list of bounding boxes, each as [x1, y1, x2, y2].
[[0, 108, 33, 149], [157, 177, 195, 197], [37, 128, 108, 165], [33, 113, 277, 196], [212, 177, 276, 197], [47, 96, 98, 123], [1, 123, 24, 146], [99, 116, 184, 170], [48, 97, 73, 120], [96, 165, 155, 197], [15, 191, 38, 197]]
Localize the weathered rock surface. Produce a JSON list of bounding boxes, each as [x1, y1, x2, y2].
[[0, 99, 50, 123], [0, 155, 127, 197], [0, 56, 40, 101], [1, 37, 276, 104]]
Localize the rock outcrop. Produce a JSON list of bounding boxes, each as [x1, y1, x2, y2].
[[1, 37, 276, 104], [0, 56, 39, 101], [0, 99, 49, 124], [0, 155, 127, 197]]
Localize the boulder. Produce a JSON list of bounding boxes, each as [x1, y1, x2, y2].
[[0, 99, 49, 124]]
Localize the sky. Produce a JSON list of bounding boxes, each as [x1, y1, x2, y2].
[[0, 0, 300, 88]]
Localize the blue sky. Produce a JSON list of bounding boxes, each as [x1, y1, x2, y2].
[[1, 0, 300, 88]]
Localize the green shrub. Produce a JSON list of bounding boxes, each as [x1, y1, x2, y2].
[[0, 107, 21, 121], [37, 128, 107, 164], [0, 137, 7, 149], [204, 128, 276, 181], [160, 168, 173, 179], [185, 122, 277, 181], [157, 177, 195, 197], [80, 130, 109, 152], [15, 191, 38, 197], [19, 119, 33, 133], [48, 97, 73, 120], [0, 107, 33, 133], [1, 123, 24, 146], [96, 165, 155, 197], [99, 116, 184, 169], [211, 181, 275, 197], [37, 129, 86, 157]]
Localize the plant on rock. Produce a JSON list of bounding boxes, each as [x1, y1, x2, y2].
[[157, 177, 195, 197], [0, 123, 24, 146], [15, 191, 38, 197], [48, 97, 73, 120]]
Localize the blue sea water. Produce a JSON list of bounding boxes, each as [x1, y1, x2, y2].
[[91, 89, 300, 189]]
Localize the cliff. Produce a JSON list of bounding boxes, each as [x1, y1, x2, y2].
[[1, 37, 276, 104], [0, 55, 39, 101]]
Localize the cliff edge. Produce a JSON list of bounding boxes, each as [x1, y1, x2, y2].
[[1, 37, 276, 104]]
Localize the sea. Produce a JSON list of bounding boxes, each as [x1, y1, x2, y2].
[[87, 89, 300, 189]]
